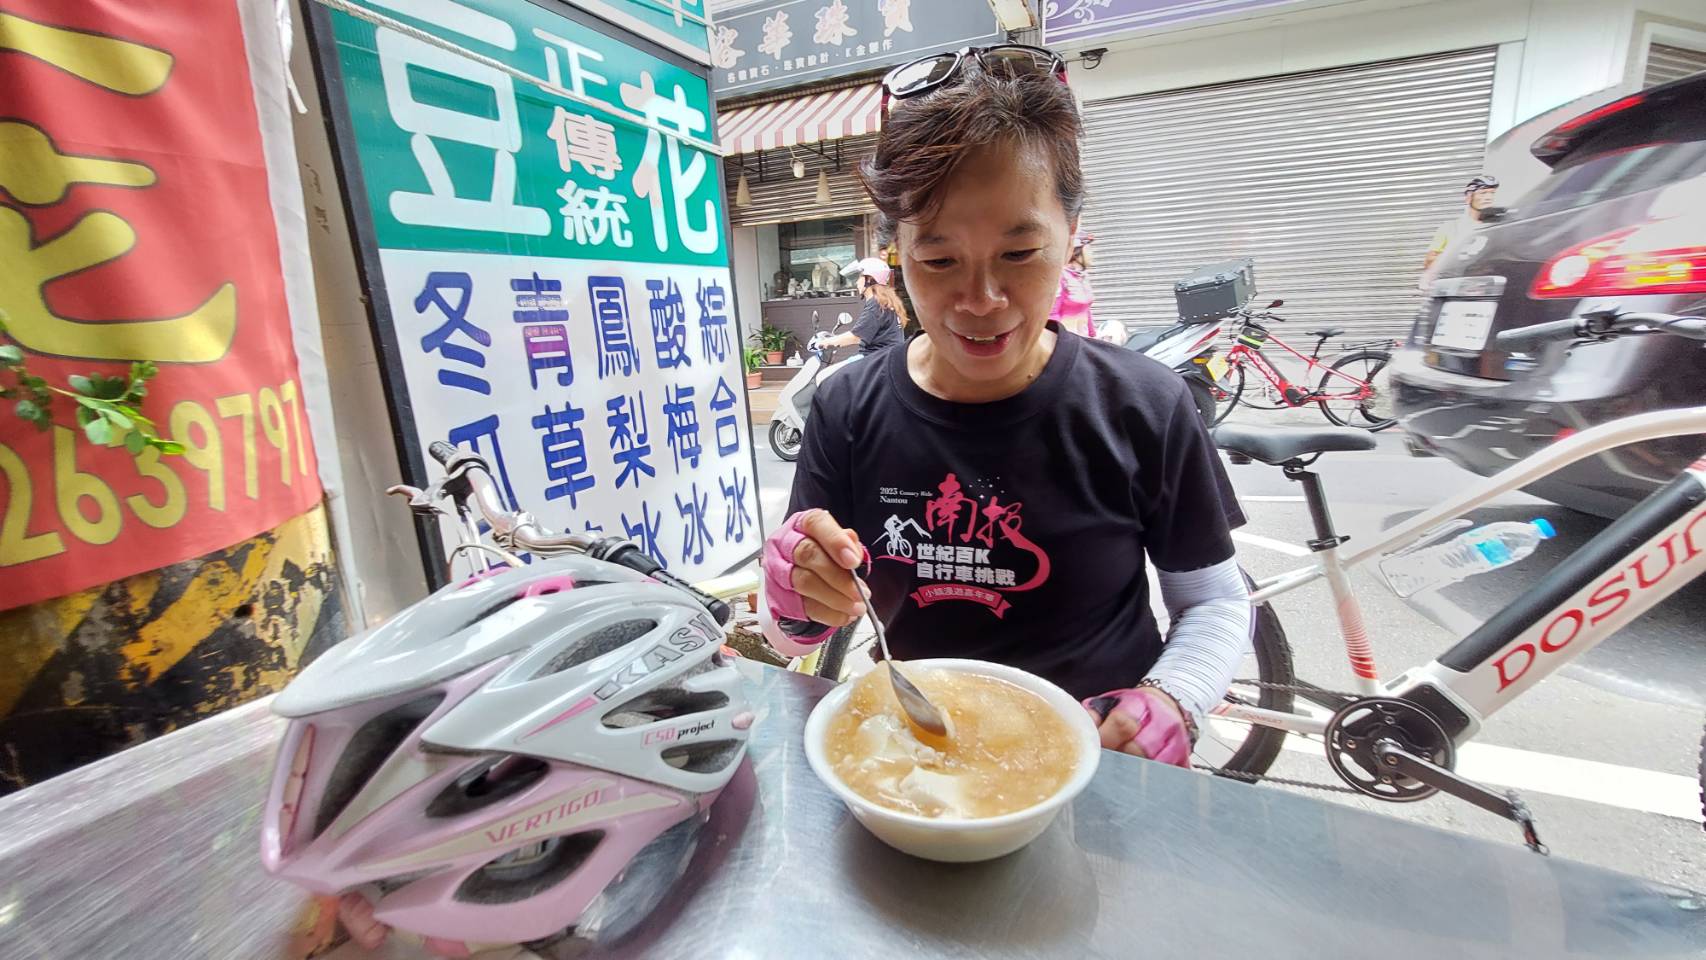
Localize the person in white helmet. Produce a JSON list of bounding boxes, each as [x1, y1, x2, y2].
[[1419, 174, 1499, 290], [820, 256, 909, 355]]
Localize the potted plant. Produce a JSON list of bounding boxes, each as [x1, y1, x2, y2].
[[744, 345, 765, 389], [757, 324, 789, 365]]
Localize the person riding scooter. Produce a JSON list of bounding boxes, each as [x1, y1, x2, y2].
[[825, 257, 908, 355], [768, 259, 911, 461]]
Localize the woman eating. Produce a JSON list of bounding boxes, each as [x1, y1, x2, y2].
[[760, 45, 1251, 767]]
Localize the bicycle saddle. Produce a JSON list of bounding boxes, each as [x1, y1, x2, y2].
[[1212, 424, 1376, 464], [1310, 327, 1347, 339]]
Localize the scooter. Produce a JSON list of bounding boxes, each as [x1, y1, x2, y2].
[[1121, 316, 1228, 426], [767, 308, 858, 461]]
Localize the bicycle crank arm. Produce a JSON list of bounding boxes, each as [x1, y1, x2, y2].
[[1373, 741, 1548, 854]]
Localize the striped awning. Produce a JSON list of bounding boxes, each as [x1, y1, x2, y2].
[[716, 83, 883, 155]]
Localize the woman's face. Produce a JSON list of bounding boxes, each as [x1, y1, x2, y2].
[[898, 139, 1074, 388]]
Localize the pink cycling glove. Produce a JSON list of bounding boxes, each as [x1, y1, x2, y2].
[[761, 511, 837, 655], [1084, 687, 1193, 768]]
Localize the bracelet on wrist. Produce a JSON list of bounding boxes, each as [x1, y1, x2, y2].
[[1137, 678, 1200, 747]]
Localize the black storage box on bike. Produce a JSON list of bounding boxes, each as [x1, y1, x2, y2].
[[1175, 258, 1255, 323]]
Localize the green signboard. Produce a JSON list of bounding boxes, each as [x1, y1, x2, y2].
[[311, 0, 757, 583], [327, 0, 726, 265]]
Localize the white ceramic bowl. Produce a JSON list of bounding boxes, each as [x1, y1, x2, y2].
[[803, 658, 1101, 863]]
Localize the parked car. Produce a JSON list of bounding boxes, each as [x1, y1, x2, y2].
[[1390, 72, 1706, 518]]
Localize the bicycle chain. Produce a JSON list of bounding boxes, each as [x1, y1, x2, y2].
[[1195, 677, 1368, 796]]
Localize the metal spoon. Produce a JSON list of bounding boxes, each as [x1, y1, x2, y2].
[[852, 576, 949, 738]]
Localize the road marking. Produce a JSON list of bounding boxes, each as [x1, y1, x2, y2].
[[1232, 531, 1311, 557], [1211, 709, 1703, 822]]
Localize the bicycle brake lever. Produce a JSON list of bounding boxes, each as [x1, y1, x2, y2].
[[386, 483, 448, 517]]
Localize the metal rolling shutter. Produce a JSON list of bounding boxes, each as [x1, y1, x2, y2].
[[1080, 48, 1496, 339], [1644, 43, 1706, 87]]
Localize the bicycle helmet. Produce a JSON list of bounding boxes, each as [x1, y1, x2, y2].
[[260, 555, 752, 950], [1465, 174, 1499, 193]]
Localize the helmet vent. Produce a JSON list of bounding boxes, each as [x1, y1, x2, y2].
[[533, 619, 657, 679], [602, 689, 730, 729], [661, 739, 744, 775], [455, 594, 521, 634], [315, 694, 443, 837], [456, 830, 605, 904], [425, 754, 550, 818]]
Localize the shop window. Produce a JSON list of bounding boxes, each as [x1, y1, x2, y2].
[[775, 216, 861, 296]]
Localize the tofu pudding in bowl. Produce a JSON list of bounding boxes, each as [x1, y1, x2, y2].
[[803, 659, 1100, 862]]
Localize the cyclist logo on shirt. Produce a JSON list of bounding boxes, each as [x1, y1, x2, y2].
[[875, 472, 1051, 617]]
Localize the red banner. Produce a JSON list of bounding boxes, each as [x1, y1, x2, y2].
[[0, 0, 321, 610]]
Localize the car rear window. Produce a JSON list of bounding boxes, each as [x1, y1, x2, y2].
[[1512, 111, 1706, 220]]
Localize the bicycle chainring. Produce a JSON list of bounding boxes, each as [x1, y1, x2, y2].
[[1324, 697, 1455, 802]]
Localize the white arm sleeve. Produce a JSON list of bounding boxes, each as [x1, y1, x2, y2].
[[1145, 556, 1253, 720]]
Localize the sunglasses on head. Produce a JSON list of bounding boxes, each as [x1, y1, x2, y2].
[[879, 44, 1067, 113]]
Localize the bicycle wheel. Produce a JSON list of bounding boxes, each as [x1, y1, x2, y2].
[[1194, 577, 1295, 779], [1208, 362, 1244, 426], [1317, 349, 1396, 431], [1234, 361, 1289, 410]]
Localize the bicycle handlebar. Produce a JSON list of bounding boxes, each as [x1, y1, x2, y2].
[[424, 444, 732, 624], [1493, 311, 1706, 350], [1492, 319, 1582, 350]]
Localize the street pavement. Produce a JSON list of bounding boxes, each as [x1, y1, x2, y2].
[[751, 403, 1706, 892]]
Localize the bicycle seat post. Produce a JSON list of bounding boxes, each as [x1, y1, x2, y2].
[[1282, 460, 1348, 551]]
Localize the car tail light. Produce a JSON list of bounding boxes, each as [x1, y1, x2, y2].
[[1530, 219, 1706, 298]]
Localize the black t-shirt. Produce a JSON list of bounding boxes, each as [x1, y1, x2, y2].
[[850, 297, 904, 355], [788, 324, 1245, 700]]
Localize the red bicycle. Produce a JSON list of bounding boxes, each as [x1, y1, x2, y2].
[[1204, 299, 1398, 430]]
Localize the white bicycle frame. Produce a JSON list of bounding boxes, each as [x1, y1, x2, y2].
[[1219, 406, 1706, 746]]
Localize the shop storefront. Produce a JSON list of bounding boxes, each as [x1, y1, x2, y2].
[[717, 86, 886, 358], [707, 0, 1002, 365]]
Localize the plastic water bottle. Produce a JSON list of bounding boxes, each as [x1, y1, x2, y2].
[[1379, 519, 1557, 598]]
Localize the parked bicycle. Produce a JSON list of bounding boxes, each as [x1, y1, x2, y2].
[[1204, 299, 1398, 431], [388, 441, 756, 612], [1193, 308, 1706, 853]]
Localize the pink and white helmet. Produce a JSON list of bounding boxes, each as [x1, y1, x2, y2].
[[843, 256, 893, 286], [260, 555, 752, 950]]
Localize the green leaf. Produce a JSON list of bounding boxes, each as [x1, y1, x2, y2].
[[131, 382, 148, 398], [0, 345, 21, 364], [83, 417, 114, 445], [75, 405, 94, 426], [132, 360, 159, 382], [89, 374, 127, 399], [15, 398, 40, 421], [125, 429, 147, 455], [75, 394, 107, 410], [151, 439, 187, 455], [67, 374, 95, 394]]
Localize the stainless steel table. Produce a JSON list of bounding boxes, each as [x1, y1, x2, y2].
[[3, 663, 1703, 959]]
